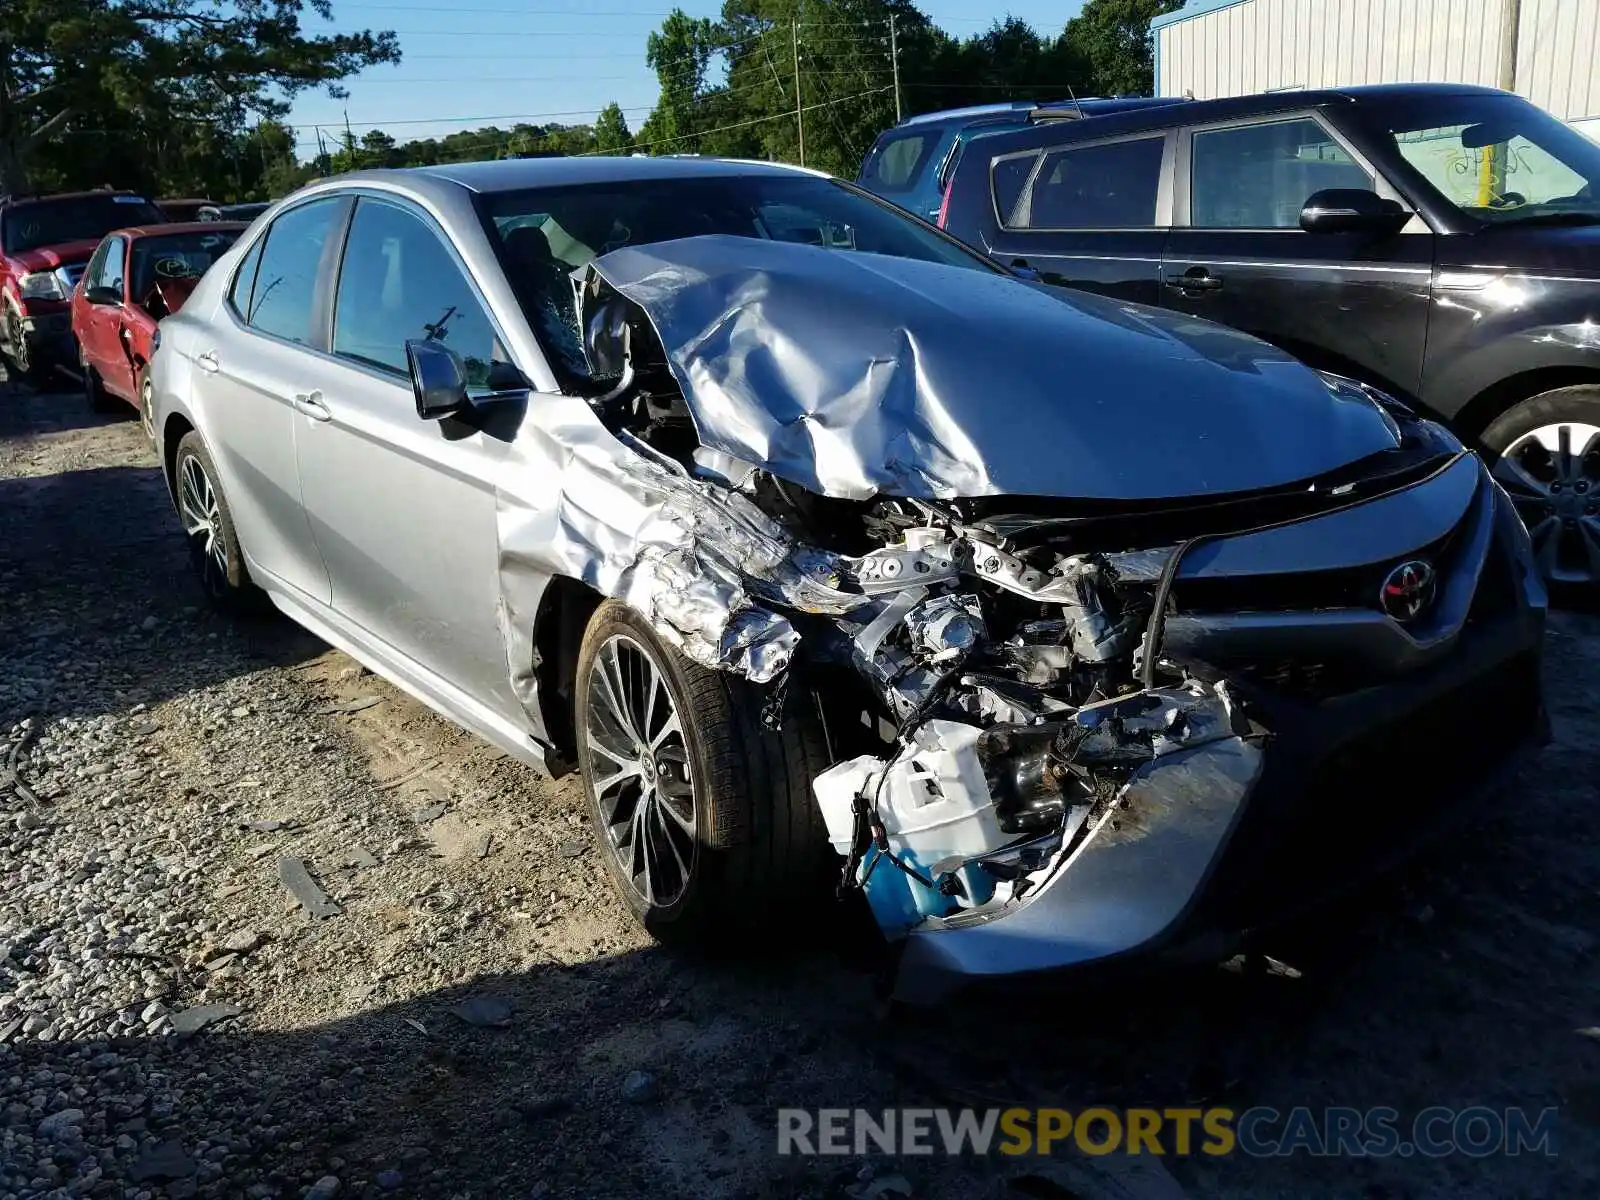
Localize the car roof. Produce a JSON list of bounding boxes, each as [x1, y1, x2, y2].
[[1, 189, 154, 209], [955, 82, 1513, 159], [332, 155, 827, 195], [896, 102, 1040, 127], [111, 221, 249, 239]]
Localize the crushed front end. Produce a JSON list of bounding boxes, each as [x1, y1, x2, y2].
[[524, 238, 1548, 1000]]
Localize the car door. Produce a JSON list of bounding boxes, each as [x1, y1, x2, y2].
[[292, 193, 520, 718], [196, 197, 344, 604], [978, 131, 1173, 305], [79, 236, 133, 397], [1162, 112, 1434, 400]]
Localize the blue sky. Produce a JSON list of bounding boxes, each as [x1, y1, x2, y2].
[[284, 2, 1088, 158]]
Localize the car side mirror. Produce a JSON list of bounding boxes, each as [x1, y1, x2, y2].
[[86, 285, 121, 306], [1300, 188, 1410, 237], [406, 339, 470, 420]]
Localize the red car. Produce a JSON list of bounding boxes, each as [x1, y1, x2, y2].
[[70, 222, 245, 433], [1, 189, 170, 382]]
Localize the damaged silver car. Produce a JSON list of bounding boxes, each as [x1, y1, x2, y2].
[[150, 158, 1548, 1000]]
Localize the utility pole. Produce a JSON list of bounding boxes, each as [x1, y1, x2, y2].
[[889, 13, 902, 124], [792, 20, 804, 167], [1497, 0, 1521, 92]]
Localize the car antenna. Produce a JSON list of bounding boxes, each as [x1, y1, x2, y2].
[[1065, 85, 1085, 120]]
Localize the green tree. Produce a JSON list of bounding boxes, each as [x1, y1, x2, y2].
[[637, 8, 718, 154], [1060, 0, 1184, 98], [0, 1, 399, 194], [360, 128, 399, 168], [593, 102, 634, 155]]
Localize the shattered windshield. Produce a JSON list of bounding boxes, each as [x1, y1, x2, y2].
[[478, 173, 1000, 386], [1376, 93, 1600, 226], [1, 194, 168, 253]]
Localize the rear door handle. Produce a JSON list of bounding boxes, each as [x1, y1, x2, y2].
[[1165, 269, 1224, 293], [195, 350, 219, 373], [293, 390, 332, 422]]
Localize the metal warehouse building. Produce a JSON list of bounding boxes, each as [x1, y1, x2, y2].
[[1154, 0, 1600, 138]]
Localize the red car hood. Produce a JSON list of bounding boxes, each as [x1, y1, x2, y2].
[[12, 239, 103, 272]]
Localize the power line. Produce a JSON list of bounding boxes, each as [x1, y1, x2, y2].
[[593, 86, 892, 156]]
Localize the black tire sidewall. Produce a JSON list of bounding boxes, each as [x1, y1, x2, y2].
[[1479, 386, 1600, 459], [574, 602, 712, 936], [138, 370, 156, 443], [173, 432, 253, 607]]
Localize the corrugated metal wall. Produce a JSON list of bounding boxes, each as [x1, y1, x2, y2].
[[1157, 0, 1600, 124]]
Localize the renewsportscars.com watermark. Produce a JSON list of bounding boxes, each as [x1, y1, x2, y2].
[[777, 1106, 1559, 1158]]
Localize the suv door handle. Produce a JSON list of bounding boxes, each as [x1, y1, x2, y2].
[[293, 390, 332, 422], [196, 350, 220, 373], [1165, 268, 1224, 293]]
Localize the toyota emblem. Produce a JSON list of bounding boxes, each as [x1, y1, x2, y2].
[[1379, 559, 1437, 623]]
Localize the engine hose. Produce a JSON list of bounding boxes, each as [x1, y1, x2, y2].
[[1139, 535, 1209, 691]]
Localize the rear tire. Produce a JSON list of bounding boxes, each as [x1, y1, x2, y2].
[[1480, 386, 1600, 592], [172, 432, 259, 612], [574, 600, 831, 947]]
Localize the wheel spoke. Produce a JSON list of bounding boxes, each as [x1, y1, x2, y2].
[[1578, 517, 1600, 580], [582, 632, 697, 910], [1492, 454, 1553, 502]]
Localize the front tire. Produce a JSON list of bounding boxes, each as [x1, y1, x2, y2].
[[4, 309, 44, 386], [83, 359, 121, 414], [1481, 386, 1600, 590], [574, 600, 830, 946], [137, 368, 157, 445], [172, 432, 258, 612]]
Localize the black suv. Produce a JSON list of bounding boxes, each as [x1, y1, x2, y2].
[[941, 82, 1600, 589]]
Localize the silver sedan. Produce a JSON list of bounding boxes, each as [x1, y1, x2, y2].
[[151, 156, 1546, 1000]]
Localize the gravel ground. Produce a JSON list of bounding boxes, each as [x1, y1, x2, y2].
[[2, 373, 1598, 1200]]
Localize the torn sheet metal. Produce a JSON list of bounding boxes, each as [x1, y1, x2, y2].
[[578, 234, 1403, 502], [493, 395, 955, 726]]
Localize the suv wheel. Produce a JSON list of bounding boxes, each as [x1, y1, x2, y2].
[[4, 309, 42, 385], [574, 600, 830, 945], [1482, 386, 1600, 589], [173, 432, 257, 611]]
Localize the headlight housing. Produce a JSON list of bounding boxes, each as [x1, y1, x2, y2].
[[18, 271, 65, 301]]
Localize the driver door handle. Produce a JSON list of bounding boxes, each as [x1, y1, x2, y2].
[[1165, 268, 1224, 293], [293, 390, 332, 422], [196, 350, 219, 373]]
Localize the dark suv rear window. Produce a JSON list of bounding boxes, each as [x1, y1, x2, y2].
[[2, 194, 167, 254], [859, 130, 940, 195], [1007, 136, 1166, 229]]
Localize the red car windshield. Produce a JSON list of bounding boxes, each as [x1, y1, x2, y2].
[[3, 194, 167, 254], [128, 229, 242, 301]]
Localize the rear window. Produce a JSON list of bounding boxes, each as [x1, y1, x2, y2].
[[859, 130, 940, 195], [1, 194, 168, 254], [1008, 136, 1166, 229], [990, 153, 1041, 225]]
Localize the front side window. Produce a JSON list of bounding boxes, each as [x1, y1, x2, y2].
[[332, 197, 504, 388], [480, 174, 1000, 387], [1190, 117, 1372, 228], [1376, 93, 1600, 225], [98, 238, 126, 295], [1011, 136, 1166, 229], [246, 199, 341, 343]]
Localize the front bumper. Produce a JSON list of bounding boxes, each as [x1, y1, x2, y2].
[[891, 470, 1548, 1003]]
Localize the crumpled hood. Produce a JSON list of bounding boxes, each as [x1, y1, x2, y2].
[[12, 239, 102, 273], [584, 235, 1403, 501]]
